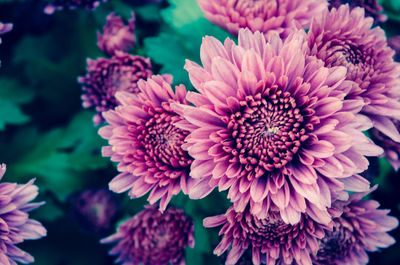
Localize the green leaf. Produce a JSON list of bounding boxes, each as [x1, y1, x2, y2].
[[144, 33, 195, 87], [0, 78, 33, 129], [0, 99, 30, 130], [0, 78, 34, 104], [144, 0, 231, 87], [162, 0, 230, 42], [10, 111, 108, 199]]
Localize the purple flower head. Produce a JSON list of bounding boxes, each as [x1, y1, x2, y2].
[[99, 75, 195, 211], [388, 36, 400, 62], [79, 51, 152, 126], [69, 188, 119, 234], [175, 28, 381, 225], [0, 164, 47, 265], [328, 0, 387, 24], [0, 22, 12, 44], [312, 187, 398, 265], [44, 0, 106, 14], [97, 12, 136, 56], [204, 205, 332, 265], [197, 0, 327, 38], [307, 5, 400, 147], [101, 205, 194, 265]]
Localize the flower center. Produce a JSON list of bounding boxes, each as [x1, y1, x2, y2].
[[141, 111, 192, 170], [314, 224, 355, 264], [246, 211, 292, 247], [228, 88, 306, 174], [109, 66, 140, 95]]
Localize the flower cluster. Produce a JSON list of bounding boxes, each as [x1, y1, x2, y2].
[[101, 205, 194, 265], [95, 3, 399, 265], [79, 51, 153, 125], [312, 188, 398, 265], [99, 75, 195, 211], [69, 188, 119, 234], [196, 0, 327, 38], [97, 12, 136, 56], [0, 164, 47, 265], [204, 205, 329, 265], [176, 28, 379, 225], [328, 0, 387, 24]]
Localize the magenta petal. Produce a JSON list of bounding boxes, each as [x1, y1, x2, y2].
[[188, 178, 214, 199], [109, 172, 138, 193], [203, 215, 226, 228]]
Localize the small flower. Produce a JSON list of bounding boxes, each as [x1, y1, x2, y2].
[[101, 205, 194, 265], [0, 164, 47, 265], [204, 205, 330, 265], [312, 188, 398, 265], [79, 51, 152, 125], [97, 12, 136, 56], [196, 0, 327, 38], [0, 22, 12, 44], [388, 36, 400, 62], [176, 28, 381, 225], [307, 5, 400, 147], [328, 0, 387, 24], [99, 75, 195, 211], [44, 0, 106, 14], [69, 188, 119, 234]]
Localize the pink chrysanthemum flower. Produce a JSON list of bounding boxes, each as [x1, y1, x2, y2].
[[312, 188, 398, 265], [0, 164, 47, 265], [79, 51, 152, 125], [69, 188, 119, 234], [196, 0, 327, 38], [99, 75, 195, 211], [97, 12, 136, 56], [175, 28, 381, 225], [101, 205, 194, 265], [307, 5, 400, 146], [0, 22, 12, 44], [328, 0, 387, 24], [44, 0, 106, 14], [204, 205, 332, 265]]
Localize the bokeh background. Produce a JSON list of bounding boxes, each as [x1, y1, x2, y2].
[[0, 0, 399, 264]]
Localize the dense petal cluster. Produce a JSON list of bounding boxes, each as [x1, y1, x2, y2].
[[44, 0, 106, 14], [0, 22, 12, 44], [69, 188, 119, 233], [79, 51, 152, 125], [99, 75, 195, 211], [328, 0, 387, 24], [307, 5, 400, 145], [97, 12, 136, 56], [197, 0, 327, 38], [101, 205, 194, 265], [0, 164, 47, 265], [312, 188, 398, 265], [177, 28, 381, 225], [204, 205, 330, 265]]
